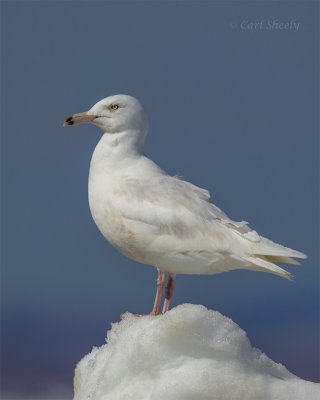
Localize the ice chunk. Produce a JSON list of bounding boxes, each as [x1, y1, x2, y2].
[[73, 304, 319, 400]]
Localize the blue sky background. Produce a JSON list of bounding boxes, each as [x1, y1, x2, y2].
[[1, 1, 319, 398]]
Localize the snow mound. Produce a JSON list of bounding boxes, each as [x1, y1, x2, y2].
[[73, 304, 319, 400]]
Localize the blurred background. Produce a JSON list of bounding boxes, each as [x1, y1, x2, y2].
[[1, 1, 319, 398]]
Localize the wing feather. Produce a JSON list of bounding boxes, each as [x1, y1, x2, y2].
[[110, 173, 306, 263]]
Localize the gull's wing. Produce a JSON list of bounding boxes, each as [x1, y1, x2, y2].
[[113, 174, 236, 234], [103, 171, 306, 279], [111, 172, 306, 259]]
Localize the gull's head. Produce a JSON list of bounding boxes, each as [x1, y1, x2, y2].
[[63, 94, 148, 135]]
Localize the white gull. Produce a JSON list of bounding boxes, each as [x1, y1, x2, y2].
[[64, 94, 306, 315]]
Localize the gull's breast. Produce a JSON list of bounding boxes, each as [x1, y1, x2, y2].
[[88, 171, 154, 265]]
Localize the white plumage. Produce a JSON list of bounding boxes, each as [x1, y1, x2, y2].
[[64, 94, 306, 314]]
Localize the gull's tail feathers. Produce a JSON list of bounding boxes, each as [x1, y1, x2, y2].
[[241, 236, 307, 280], [244, 255, 293, 281], [249, 236, 307, 260], [259, 255, 302, 265]]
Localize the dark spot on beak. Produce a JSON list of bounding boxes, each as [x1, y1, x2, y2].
[[63, 115, 75, 126]]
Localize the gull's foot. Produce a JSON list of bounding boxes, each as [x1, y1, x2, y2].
[[132, 312, 162, 317], [120, 310, 163, 320], [149, 310, 163, 316], [120, 312, 148, 320]]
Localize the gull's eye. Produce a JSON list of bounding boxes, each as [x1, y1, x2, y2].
[[110, 104, 119, 111]]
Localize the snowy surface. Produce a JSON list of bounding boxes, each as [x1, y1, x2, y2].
[[73, 304, 319, 400]]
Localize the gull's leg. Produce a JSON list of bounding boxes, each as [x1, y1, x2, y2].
[[150, 268, 166, 316], [162, 274, 175, 314]]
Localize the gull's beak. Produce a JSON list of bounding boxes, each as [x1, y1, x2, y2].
[[63, 112, 98, 126]]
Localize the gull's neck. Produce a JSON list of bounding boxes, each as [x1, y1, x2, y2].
[[91, 129, 146, 169]]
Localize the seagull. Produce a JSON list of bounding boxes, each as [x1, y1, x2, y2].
[[64, 94, 306, 315]]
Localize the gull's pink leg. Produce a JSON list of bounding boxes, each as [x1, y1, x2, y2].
[[162, 274, 175, 314], [150, 269, 166, 315]]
